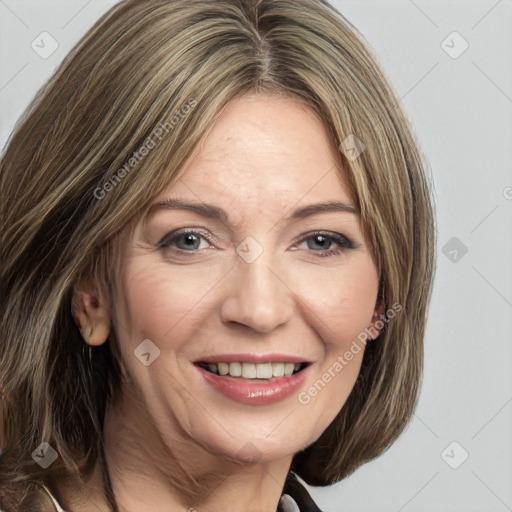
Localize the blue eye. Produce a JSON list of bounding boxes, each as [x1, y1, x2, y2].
[[299, 231, 356, 257], [157, 229, 356, 258], [158, 229, 212, 252]]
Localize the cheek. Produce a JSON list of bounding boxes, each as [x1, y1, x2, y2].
[[293, 257, 379, 437], [301, 257, 380, 351], [113, 257, 215, 430], [116, 257, 218, 346]]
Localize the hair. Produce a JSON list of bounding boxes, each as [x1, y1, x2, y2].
[[0, 0, 436, 509]]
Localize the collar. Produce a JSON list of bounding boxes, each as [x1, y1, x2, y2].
[[279, 471, 324, 512], [40, 484, 66, 512], [279, 493, 301, 511]]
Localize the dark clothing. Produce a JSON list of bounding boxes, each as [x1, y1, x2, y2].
[[278, 472, 323, 512]]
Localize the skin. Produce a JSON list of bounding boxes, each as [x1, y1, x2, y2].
[[65, 93, 384, 512]]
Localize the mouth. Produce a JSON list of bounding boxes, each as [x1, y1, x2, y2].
[[195, 361, 309, 381], [194, 357, 313, 405]]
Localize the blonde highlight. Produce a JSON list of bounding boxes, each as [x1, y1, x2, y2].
[[0, 0, 435, 508]]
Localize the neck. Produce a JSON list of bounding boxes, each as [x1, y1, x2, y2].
[[53, 390, 293, 512]]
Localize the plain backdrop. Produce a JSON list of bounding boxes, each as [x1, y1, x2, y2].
[[1, 1, 511, 510]]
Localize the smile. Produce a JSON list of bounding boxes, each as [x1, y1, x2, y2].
[[197, 361, 308, 380], [194, 355, 312, 405]]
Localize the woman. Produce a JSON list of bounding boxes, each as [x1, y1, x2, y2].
[[0, 0, 436, 510]]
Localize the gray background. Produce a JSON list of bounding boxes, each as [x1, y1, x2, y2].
[[1, 1, 511, 510]]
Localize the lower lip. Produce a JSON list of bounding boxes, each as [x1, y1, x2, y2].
[[196, 365, 311, 405]]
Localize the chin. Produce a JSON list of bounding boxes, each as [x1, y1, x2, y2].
[[188, 416, 321, 466]]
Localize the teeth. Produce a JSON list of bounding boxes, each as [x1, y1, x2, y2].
[[202, 361, 304, 379], [242, 363, 257, 379], [229, 362, 242, 377], [272, 362, 284, 377], [284, 363, 295, 377], [218, 362, 229, 376], [256, 363, 273, 378]]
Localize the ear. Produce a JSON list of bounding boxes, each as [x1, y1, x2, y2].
[[71, 276, 110, 346], [367, 299, 387, 340]]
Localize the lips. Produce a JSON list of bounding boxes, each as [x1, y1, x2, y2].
[[193, 353, 312, 405]]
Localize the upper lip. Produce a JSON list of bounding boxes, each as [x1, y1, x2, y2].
[[194, 353, 312, 364]]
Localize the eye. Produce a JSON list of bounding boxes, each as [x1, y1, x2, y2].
[[158, 229, 214, 253], [157, 229, 356, 258], [297, 231, 356, 257]]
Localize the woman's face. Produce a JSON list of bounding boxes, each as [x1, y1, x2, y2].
[[114, 93, 381, 463]]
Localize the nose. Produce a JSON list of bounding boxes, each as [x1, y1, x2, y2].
[[219, 250, 295, 334]]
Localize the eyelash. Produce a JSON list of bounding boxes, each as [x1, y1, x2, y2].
[[157, 229, 356, 258]]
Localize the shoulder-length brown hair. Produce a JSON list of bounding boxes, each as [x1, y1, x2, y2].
[[0, 0, 436, 509]]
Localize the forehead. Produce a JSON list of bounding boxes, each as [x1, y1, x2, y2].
[[157, 94, 354, 212]]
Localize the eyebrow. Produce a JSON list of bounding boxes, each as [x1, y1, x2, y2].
[[146, 197, 357, 224]]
